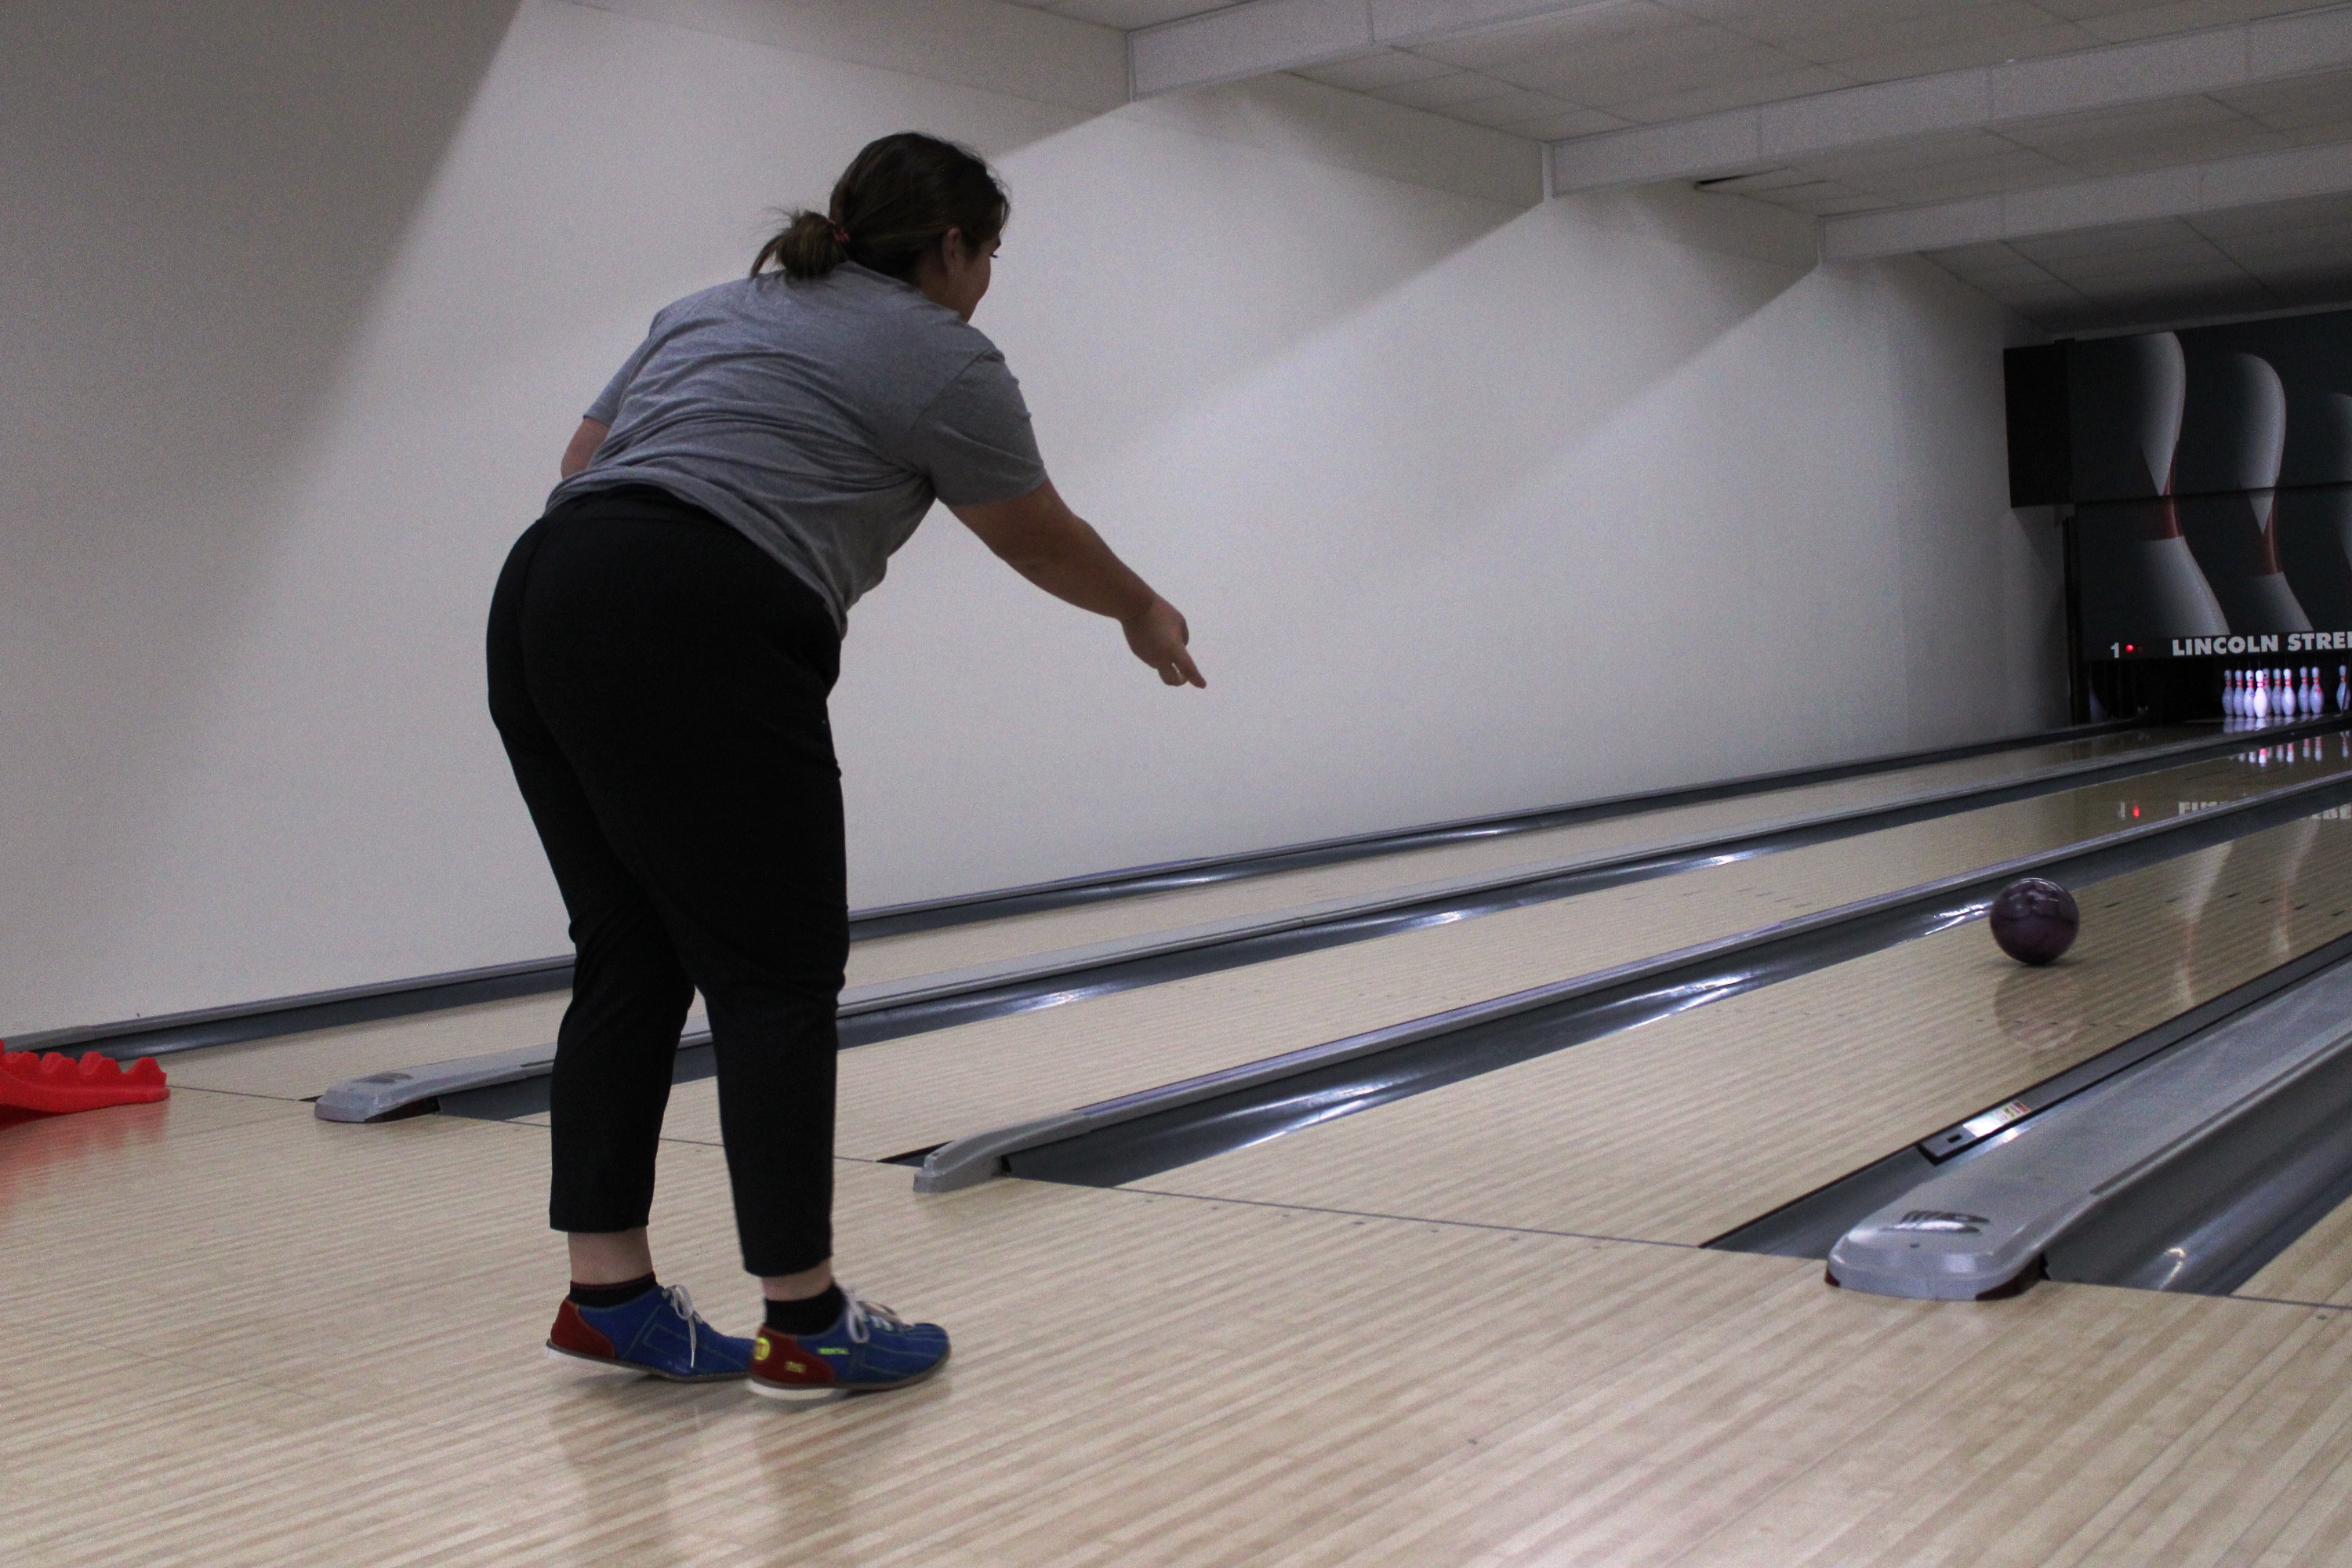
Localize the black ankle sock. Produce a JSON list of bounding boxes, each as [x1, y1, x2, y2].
[[764, 1283, 846, 1337], [568, 1272, 658, 1311]]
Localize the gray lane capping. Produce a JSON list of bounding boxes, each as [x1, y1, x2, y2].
[[24, 716, 2161, 1062], [909, 761, 2352, 1193], [317, 726, 2337, 1124], [1826, 950, 2352, 1301]]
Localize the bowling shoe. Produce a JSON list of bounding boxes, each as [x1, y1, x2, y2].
[[747, 1287, 950, 1402], [545, 1283, 757, 1382]]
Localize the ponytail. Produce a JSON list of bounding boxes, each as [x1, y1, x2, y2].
[[752, 211, 848, 279], [752, 132, 1008, 284]]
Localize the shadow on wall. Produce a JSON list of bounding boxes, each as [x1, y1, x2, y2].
[[834, 188, 1828, 898], [981, 71, 1548, 460], [0, 0, 520, 1018]]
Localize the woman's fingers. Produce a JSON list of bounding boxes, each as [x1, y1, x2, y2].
[[1124, 597, 1204, 688]]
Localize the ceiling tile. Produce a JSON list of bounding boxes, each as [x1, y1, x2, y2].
[[1803, 192, 1898, 212], [1016, 0, 1236, 24], [1831, 22, 2106, 84], [1293, 49, 1458, 93], [1994, 93, 2259, 151], [2045, 254, 2249, 285], [1501, 105, 1639, 138], [2063, 0, 2327, 45], [1441, 87, 1580, 128], [2018, 118, 2291, 175], [2009, 216, 2206, 260], [2190, 190, 2352, 238], [1927, 239, 2036, 270], [1370, 70, 1517, 111], [1417, 2, 1707, 74], [1605, 64, 1853, 122], [1697, 164, 1839, 192], [2213, 66, 2352, 127]]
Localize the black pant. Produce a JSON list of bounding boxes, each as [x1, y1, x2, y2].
[[487, 486, 846, 1277]]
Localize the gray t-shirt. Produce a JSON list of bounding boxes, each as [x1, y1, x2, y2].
[[549, 263, 1047, 630]]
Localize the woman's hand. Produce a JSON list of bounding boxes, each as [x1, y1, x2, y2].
[[1123, 597, 1205, 688]]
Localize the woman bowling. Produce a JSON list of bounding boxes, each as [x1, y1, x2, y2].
[[488, 132, 1204, 1400]]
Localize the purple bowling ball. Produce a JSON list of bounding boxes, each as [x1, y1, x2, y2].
[[1988, 877, 2080, 965]]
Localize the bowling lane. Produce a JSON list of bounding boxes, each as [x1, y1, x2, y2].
[[629, 745, 2352, 1163], [838, 725, 2199, 990], [161, 725, 2205, 1103], [1134, 808, 2352, 1245]]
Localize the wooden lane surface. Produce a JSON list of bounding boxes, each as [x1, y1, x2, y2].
[[13, 1092, 2352, 1564], [148, 727, 2200, 1103], [1138, 810, 2352, 1247], [634, 749, 2352, 1162], [2244, 1194, 2352, 1307]]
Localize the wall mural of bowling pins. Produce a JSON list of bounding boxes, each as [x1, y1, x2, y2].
[[2275, 391, 2352, 624], [2071, 332, 2229, 651], [2174, 348, 2311, 633], [2046, 302, 2352, 677]]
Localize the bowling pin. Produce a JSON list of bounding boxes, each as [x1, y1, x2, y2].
[[2255, 669, 2271, 720], [2339, 664, 2348, 713], [2073, 333, 2229, 648], [2225, 669, 2241, 717], [2178, 350, 2313, 634]]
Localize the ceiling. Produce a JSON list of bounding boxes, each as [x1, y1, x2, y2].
[[1008, 0, 2352, 332], [1926, 186, 2352, 329]]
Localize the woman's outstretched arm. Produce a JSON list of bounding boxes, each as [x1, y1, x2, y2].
[[952, 480, 1205, 688]]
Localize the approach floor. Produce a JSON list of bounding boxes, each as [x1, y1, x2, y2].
[[13, 1091, 2352, 1564], [2245, 1185, 2352, 1308]]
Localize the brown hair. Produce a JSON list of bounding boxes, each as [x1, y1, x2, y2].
[[753, 132, 1009, 284]]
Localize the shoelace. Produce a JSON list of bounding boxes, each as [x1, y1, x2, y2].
[[663, 1283, 699, 1365], [838, 1286, 909, 1346]]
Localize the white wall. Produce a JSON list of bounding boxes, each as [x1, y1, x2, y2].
[[0, 0, 2061, 1035]]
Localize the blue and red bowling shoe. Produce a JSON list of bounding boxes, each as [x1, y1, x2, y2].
[[545, 1284, 755, 1383], [748, 1288, 949, 1401]]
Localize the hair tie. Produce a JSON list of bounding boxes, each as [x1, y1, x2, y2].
[[830, 223, 851, 245]]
